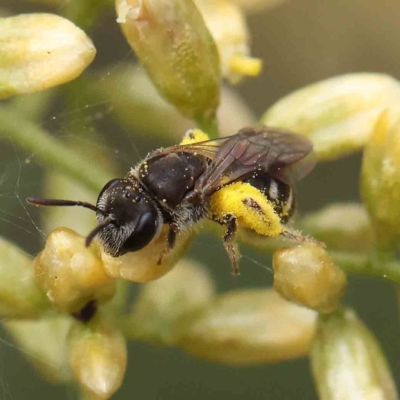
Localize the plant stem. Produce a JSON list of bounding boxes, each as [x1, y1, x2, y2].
[[195, 114, 219, 138], [330, 251, 400, 283], [0, 106, 113, 193]]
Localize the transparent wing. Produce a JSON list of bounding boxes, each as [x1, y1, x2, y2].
[[145, 137, 227, 162], [194, 127, 316, 196]]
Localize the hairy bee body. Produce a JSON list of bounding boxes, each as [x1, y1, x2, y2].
[[27, 127, 315, 275], [134, 152, 209, 228], [133, 147, 295, 236]]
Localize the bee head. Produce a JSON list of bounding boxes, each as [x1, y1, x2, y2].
[[94, 178, 162, 256], [26, 178, 162, 258]]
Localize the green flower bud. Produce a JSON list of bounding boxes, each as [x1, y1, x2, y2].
[[0, 13, 96, 99], [126, 259, 215, 344], [101, 226, 193, 282], [262, 73, 400, 161], [176, 289, 317, 365], [302, 203, 373, 252], [273, 244, 347, 313], [4, 316, 72, 382], [68, 316, 127, 400], [194, 0, 262, 83], [311, 308, 398, 400], [115, 0, 220, 122], [35, 228, 116, 314], [0, 237, 49, 318], [361, 110, 400, 251]]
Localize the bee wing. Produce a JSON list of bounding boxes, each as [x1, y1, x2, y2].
[[195, 127, 316, 196], [144, 138, 225, 162]]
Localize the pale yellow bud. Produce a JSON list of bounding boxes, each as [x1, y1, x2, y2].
[[302, 203, 373, 252], [4, 316, 72, 382], [115, 0, 220, 122], [194, 0, 262, 83], [101, 226, 192, 282], [35, 228, 116, 313], [311, 308, 398, 400], [69, 317, 127, 400], [176, 289, 317, 365], [361, 109, 400, 251], [273, 244, 347, 313], [0, 13, 96, 99], [262, 73, 400, 161], [127, 259, 215, 344], [0, 237, 49, 318]]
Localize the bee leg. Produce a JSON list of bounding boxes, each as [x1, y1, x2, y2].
[[221, 214, 241, 276], [157, 222, 179, 265], [281, 227, 326, 248]]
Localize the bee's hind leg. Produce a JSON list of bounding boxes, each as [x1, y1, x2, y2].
[[281, 227, 326, 248], [220, 214, 241, 276], [157, 221, 179, 265]]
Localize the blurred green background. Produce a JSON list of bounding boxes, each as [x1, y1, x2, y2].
[[1, 0, 400, 399]]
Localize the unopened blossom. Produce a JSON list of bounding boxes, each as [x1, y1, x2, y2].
[[0, 13, 96, 99]]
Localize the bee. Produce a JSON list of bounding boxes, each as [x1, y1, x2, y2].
[[27, 127, 316, 275]]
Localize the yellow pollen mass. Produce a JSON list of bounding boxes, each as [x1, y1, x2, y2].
[[210, 182, 283, 237], [180, 129, 210, 145]]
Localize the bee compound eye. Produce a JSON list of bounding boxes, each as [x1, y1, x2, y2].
[[122, 210, 159, 252]]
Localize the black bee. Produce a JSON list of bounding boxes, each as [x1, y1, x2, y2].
[[27, 127, 315, 275]]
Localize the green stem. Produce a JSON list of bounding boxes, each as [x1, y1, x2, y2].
[[11, 90, 56, 123], [330, 251, 400, 283], [0, 106, 113, 193], [195, 114, 219, 138]]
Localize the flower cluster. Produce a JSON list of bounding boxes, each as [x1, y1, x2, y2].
[[1, 1, 400, 400]]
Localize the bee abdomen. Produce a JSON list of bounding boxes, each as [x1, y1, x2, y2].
[[244, 174, 295, 224]]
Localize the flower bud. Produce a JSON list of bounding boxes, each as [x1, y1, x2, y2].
[[302, 203, 373, 252], [0, 13, 96, 99], [4, 316, 72, 382], [35, 228, 116, 314], [176, 289, 316, 365], [127, 259, 215, 344], [361, 110, 400, 251], [101, 226, 192, 282], [68, 316, 127, 400], [0, 237, 49, 318], [311, 308, 398, 400], [194, 0, 262, 83], [115, 0, 220, 122], [273, 244, 347, 313], [262, 73, 400, 161]]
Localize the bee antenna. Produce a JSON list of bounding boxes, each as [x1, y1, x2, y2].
[[26, 197, 100, 213], [85, 217, 114, 248]]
